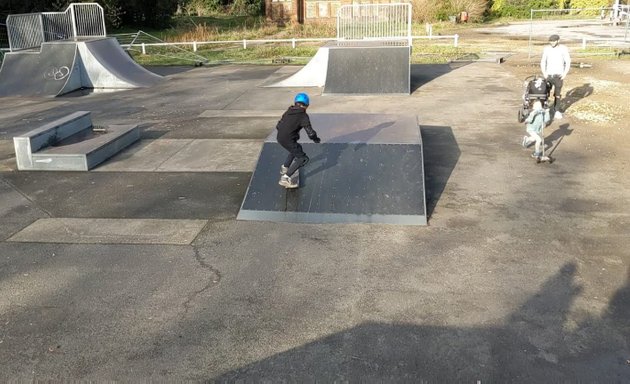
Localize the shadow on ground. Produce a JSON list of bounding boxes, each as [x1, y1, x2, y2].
[[560, 83, 594, 113], [214, 263, 630, 382], [410, 62, 469, 93], [421, 125, 460, 219], [547, 123, 573, 157], [305, 121, 395, 177]]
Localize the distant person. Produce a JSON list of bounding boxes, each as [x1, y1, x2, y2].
[[522, 100, 550, 159], [276, 93, 321, 188], [540, 34, 571, 119]]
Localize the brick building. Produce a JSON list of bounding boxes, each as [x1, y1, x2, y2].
[[266, 0, 380, 24]]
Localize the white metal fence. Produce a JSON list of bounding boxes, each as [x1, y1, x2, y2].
[[117, 35, 458, 55], [6, 3, 105, 51], [336, 3, 412, 44], [526, 7, 630, 58]]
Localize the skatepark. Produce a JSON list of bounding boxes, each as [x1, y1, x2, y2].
[[1, 3, 629, 381]]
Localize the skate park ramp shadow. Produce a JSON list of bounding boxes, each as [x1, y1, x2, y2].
[[410, 62, 469, 93], [210, 262, 630, 381], [421, 125, 460, 219]]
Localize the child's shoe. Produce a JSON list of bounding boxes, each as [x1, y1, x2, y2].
[[280, 165, 288, 175], [531, 151, 542, 159], [554, 111, 563, 119], [521, 136, 530, 148], [279, 174, 298, 188]]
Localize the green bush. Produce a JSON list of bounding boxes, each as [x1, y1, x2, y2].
[[490, 0, 559, 18], [229, 0, 264, 15], [567, 0, 609, 16], [410, 0, 488, 22], [183, 0, 226, 15]]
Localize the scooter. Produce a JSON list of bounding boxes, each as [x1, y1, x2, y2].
[[535, 124, 553, 164]]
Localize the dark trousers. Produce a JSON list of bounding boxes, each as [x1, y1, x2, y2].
[[547, 75, 563, 112], [279, 140, 309, 177]]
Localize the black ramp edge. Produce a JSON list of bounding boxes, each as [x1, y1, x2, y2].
[[324, 45, 410, 94], [238, 142, 426, 225]]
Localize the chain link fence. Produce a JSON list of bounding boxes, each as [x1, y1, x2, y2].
[[6, 3, 105, 51]]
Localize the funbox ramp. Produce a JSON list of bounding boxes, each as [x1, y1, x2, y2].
[[237, 113, 427, 225], [266, 41, 410, 94], [0, 37, 163, 97]]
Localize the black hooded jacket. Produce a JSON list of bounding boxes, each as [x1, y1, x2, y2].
[[276, 105, 318, 144]]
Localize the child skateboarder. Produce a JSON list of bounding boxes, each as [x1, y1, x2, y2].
[[521, 100, 551, 160], [276, 93, 321, 188]]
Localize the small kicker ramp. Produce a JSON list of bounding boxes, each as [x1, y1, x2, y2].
[[0, 42, 83, 97], [237, 113, 427, 225], [0, 38, 163, 97], [266, 43, 330, 88]]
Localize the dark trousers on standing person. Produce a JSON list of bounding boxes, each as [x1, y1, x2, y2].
[[547, 74, 563, 113], [279, 139, 309, 177]]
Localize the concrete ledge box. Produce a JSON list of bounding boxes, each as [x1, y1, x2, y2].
[[13, 112, 140, 171]]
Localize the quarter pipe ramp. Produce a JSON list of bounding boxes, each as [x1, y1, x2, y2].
[[0, 37, 163, 97]]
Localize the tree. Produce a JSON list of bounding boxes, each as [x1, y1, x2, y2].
[[121, 0, 179, 27]]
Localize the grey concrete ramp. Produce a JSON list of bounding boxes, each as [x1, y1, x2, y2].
[[0, 42, 82, 97], [78, 38, 164, 88], [237, 113, 426, 225], [0, 38, 163, 97], [265, 44, 330, 88], [323, 42, 411, 94]]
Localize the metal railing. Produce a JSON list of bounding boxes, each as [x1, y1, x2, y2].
[[6, 3, 105, 51], [6, 13, 43, 51], [117, 34, 459, 56], [527, 7, 630, 58], [336, 3, 412, 44]]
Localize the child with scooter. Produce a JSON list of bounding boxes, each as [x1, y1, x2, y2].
[[521, 100, 551, 162]]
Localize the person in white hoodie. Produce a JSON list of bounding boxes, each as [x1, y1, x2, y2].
[[540, 34, 571, 119]]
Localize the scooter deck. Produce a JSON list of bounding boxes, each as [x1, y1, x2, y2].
[[535, 156, 554, 164]]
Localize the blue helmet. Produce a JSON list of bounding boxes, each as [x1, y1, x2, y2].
[[294, 92, 310, 106]]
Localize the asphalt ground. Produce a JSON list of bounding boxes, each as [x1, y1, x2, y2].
[[0, 61, 629, 381]]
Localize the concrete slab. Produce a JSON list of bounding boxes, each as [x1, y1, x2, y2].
[[156, 139, 262, 172], [0, 178, 49, 241], [199, 110, 284, 118], [0, 140, 14, 161], [1, 172, 250, 219], [157, 117, 276, 140], [0, 100, 68, 123], [95, 139, 261, 172], [7, 218, 206, 244], [95, 139, 193, 172]]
